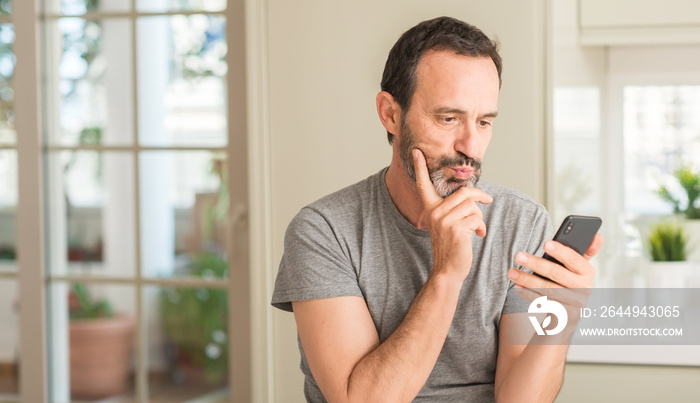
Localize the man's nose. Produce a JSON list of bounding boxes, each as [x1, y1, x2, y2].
[[453, 122, 480, 158]]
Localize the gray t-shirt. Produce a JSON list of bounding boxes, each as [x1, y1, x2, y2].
[[272, 168, 553, 402]]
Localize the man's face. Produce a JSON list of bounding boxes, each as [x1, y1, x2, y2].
[[397, 51, 500, 198]]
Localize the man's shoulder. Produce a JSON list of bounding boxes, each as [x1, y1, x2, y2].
[[291, 169, 385, 226]]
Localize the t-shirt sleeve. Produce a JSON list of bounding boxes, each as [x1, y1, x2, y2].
[[502, 205, 554, 314], [271, 207, 363, 312]]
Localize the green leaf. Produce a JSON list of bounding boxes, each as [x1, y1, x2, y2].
[[70, 283, 114, 320], [646, 221, 689, 262], [656, 163, 700, 219]]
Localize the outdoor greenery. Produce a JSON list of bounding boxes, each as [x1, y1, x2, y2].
[[62, 0, 100, 14], [0, 24, 14, 131], [0, 0, 10, 16], [160, 252, 228, 384], [69, 283, 114, 320], [657, 164, 700, 219], [646, 221, 690, 262]]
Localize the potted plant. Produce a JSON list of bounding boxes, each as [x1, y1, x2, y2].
[[644, 221, 695, 287], [657, 163, 700, 261], [160, 252, 229, 386], [68, 283, 135, 399], [656, 164, 700, 219]]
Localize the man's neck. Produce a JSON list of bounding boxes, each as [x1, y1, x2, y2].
[[385, 159, 429, 230]]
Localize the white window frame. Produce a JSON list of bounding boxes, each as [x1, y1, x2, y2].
[[606, 72, 700, 224]]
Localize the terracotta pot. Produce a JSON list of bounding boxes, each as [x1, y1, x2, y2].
[[69, 315, 135, 399]]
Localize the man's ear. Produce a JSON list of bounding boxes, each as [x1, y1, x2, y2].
[[376, 91, 401, 137]]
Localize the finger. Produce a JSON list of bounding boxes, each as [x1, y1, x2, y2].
[[510, 270, 587, 309], [515, 252, 581, 288], [412, 149, 441, 207], [441, 185, 493, 210], [438, 208, 487, 238], [508, 268, 563, 290], [543, 241, 590, 276], [463, 214, 488, 238], [437, 198, 483, 223], [516, 282, 590, 310], [582, 233, 604, 261]]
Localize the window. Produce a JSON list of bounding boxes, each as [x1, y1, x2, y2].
[[552, 40, 700, 288], [8, 0, 251, 401], [622, 85, 700, 216]]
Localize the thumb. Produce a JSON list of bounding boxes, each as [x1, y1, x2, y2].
[[413, 149, 441, 208]]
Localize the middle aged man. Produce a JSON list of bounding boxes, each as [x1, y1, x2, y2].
[[272, 16, 603, 402]]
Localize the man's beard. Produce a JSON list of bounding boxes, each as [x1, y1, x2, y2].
[[398, 116, 482, 198]]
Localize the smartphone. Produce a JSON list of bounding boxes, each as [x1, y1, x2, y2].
[[542, 215, 602, 266]]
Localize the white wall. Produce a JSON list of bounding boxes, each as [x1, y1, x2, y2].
[[265, 1, 548, 401]]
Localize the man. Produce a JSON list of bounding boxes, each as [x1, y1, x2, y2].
[[272, 16, 603, 402]]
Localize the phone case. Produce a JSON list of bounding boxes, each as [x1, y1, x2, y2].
[[542, 215, 602, 266]]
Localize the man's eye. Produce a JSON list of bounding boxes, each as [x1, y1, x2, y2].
[[441, 117, 457, 123], [478, 120, 492, 127]]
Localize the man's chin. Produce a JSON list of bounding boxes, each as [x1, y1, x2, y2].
[[437, 176, 480, 197]]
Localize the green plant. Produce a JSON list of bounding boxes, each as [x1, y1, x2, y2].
[[646, 221, 690, 262], [160, 252, 228, 384], [657, 164, 700, 219], [69, 283, 114, 320]]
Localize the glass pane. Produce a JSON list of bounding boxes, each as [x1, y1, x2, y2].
[[48, 282, 136, 402], [140, 151, 228, 279], [45, 0, 130, 15], [0, 1, 10, 16], [552, 87, 602, 224], [0, 280, 19, 399], [552, 87, 611, 282], [46, 151, 136, 277], [0, 23, 15, 146], [45, 18, 134, 146], [145, 285, 229, 401], [0, 150, 16, 267], [137, 15, 227, 147], [623, 86, 700, 216], [136, 0, 226, 13]]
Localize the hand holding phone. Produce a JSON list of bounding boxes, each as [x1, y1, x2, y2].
[[542, 215, 602, 267]]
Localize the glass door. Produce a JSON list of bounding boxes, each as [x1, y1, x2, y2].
[[40, 0, 249, 401]]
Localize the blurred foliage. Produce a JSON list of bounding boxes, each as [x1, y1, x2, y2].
[[0, 0, 11, 15], [657, 163, 700, 219], [0, 24, 15, 130], [60, 5, 104, 144], [646, 221, 690, 262], [62, 19, 103, 78], [172, 15, 227, 79], [160, 252, 228, 384], [64, 127, 103, 179], [0, 244, 15, 259], [69, 283, 114, 320], [62, 0, 100, 14]]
